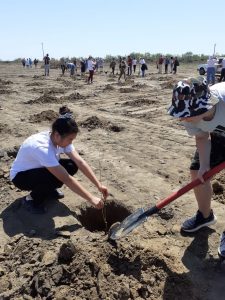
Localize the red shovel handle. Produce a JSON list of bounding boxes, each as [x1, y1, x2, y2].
[[156, 161, 225, 210]]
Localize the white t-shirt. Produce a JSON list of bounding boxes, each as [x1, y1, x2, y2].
[[207, 58, 217, 68], [139, 59, 145, 65], [10, 131, 74, 180], [183, 99, 225, 137], [132, 59, 137, 65], [210, 82, 225, 101]]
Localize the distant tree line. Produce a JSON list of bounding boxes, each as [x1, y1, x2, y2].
[[104, 52, 225, 63], [2, 52, 225, 64]]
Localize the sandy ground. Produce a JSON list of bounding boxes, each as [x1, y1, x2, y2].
[[0, 63, 225, 299]]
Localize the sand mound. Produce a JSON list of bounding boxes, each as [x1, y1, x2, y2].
[[29, 110, 59, 123], [26, 93, 62, 104], [79, 116, 124, 132], [79, 116, 103, 130], [62, 92, 85, 101]]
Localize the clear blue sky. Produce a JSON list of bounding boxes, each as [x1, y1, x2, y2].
[[1, 0, 225, 60]]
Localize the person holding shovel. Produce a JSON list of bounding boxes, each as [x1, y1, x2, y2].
[[10, 106, 108, 214], [168, 77, 225, 257]]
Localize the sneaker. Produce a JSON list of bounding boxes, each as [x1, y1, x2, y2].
[[22, 198, 46, 214], [181, 210, 217, 233], [218, 232, 225, 258]]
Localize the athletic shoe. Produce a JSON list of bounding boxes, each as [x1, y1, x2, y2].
[[218, 231, 225, 258], [22, 198, 46, 214], [181, 210, 217, 233]]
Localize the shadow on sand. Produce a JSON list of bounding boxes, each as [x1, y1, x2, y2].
[[0, 197, 82, 240], [162, 228, 225, 300]]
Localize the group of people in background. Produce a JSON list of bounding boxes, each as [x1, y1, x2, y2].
[[116, 55, 179, 81], [21, 58, 38, 68], [20, 53, 181, 82], [59, 56, 104, 83], [116, 56, 148, 80], [156, 55, 179, 74]]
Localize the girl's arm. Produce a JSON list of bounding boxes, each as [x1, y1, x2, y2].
[[66, 150, 109, 200], [47, 165, 104, 209]]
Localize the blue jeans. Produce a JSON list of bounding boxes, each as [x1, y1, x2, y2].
[[44, 64, 50, 76], [207, 67, 215, 84]]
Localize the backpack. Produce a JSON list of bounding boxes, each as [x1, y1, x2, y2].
[[141, 63, 147, 71]]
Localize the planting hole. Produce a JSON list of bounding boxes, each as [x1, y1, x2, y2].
[[77, 200, 132, 232]]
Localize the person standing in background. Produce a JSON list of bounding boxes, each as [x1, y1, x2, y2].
[[87, 56, 95, 84], [80, 59, 86, 77], [158, 55, 164, 74], [21, 58, 26, 68], [118, 57, 126, 81], [43, 54, 50, 76], [139, 58, 147, 77], [173, 57, 179, 74], [206, 56, 217, 85], [132, 57, 137, 73], [29, 58, 32, 68], [164, 56, 170, 74], [60, 58, 66, 75], [25, 58, 30, 68], [127, 55, 132, 76], [110, 58, 116, 75], [34, 58, 38, 68], [170, 57, 174, 73]]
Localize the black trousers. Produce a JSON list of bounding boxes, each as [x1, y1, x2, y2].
[[190, 133, 225, 170], [127, 65, 132, 75], [12, 159, 78, 203], [61, 65, 66, 75], [88, 70, 94, 83]]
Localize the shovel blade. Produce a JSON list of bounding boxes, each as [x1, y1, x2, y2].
[[109, 208, 147, 240]]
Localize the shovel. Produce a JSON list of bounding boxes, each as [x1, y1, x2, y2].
[[109, 161, 225, 240]]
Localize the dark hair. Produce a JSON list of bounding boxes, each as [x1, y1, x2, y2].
[[51, 106, 79, 137]]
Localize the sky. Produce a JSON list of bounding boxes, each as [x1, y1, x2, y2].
[[1, 0, 225, 60]]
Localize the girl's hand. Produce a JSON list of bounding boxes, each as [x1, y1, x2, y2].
[[98, 185, 109, 200], [90, 196, 105, 209]]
